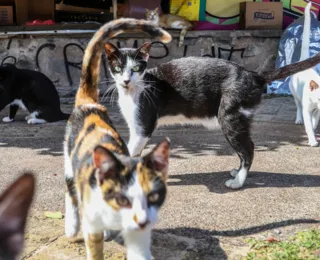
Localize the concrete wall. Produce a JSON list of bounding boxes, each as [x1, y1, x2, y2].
[[0, 30, 282, 98]]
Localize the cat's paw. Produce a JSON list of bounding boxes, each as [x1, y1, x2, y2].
[[27, 118, 46, 124], [230, 169, 239, 177], [65, 218, 79, 238], [2, 117, 14, 123], [225, 178, 243, 189], [308, 140, 319, 147], [295, 118, 303, 124], [104, 230, 111, 241], [25, 115, 32, 120]]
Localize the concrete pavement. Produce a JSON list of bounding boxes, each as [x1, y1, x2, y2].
[[0, 96, 319, 259]]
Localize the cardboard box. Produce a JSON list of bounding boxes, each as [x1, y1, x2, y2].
[[0, 5, 13, 24], [240, 2, 283, 30]]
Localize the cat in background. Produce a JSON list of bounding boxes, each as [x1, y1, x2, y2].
[[289, 2, 320, 147], [0, 65, 69, 124], [145, 7, 192, 47], [0, 173, 35, 260], [64, 18, 171, 260], [104, 33, 320, 190]]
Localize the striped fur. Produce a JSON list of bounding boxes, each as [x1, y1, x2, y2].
[[64, 18, 171, 260]]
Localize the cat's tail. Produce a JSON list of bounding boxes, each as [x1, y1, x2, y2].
[[300, 2, 312, 62], [262, 52, 320, 83], [178, 28, 188, 47], [75, 18, 172, 107]]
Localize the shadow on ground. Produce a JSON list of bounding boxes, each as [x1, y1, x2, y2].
[[167, 171, 320, 194]]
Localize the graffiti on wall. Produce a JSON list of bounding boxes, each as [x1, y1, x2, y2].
[[0, 38, 247, 91], [195, 0, 320, 30]]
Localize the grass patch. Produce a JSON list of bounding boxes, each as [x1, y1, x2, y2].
[[245, 228, 320, 260]]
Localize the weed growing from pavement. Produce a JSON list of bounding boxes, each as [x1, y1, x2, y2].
[[245, 228, 320, 260]]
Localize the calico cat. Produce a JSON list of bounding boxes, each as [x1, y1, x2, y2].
[[64, 18, 171, 260], [145, 7, 192, 47], [289, 2, 320, 147], [0, 173, 35, 260], [104, 41, 320, 190], [0, 65, 69, 124]]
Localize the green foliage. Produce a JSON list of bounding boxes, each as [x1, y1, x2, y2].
[[245, 229, 320, 260]]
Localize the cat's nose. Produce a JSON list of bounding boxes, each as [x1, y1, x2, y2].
[[124, 80, 130, 85], [138, 220, 149, 229]]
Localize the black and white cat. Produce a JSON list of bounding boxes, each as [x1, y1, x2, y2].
[[0, 65, 69, 124], [104, 41, 320, 189]]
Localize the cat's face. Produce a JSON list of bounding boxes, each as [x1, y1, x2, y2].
[[309, 80, 320, 109], [0, 173, 35, 260], [105, 42, 151, 93], [145, 8, 160, 23], [92, 139, 170, 231]]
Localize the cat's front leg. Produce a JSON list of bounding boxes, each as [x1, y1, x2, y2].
[[83, 229, 104, 260], [123, 229, 152, 260], [2, 104, 19, 123], [127, 128, 149, 156], [303, 109, 318, 146]]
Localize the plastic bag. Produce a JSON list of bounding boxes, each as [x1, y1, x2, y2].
[[267, 11, 320, 94]]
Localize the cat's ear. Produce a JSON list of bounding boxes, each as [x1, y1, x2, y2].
[[155, 7, 159, 13], [310, 80, 319, 91], [136, 42, 152, 61], [104, 42, 120, 58], [0, 173, 35, 259], [93, 146, 123, 183], [143, 138, 171, 176], [145, 8, 149, 12]]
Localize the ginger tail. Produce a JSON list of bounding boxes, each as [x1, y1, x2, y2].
[[178, 28, 187, 47], [75, 18, 172, 107]]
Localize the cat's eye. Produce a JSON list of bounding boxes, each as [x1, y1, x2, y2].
[[114, 66, 121, 73], [132, 66, 140, 72], [148, 192, 159, 203], [116, 195, 131, 207]]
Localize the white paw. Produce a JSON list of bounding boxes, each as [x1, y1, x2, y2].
[[65, 218, 79, 238], [27, 119, 36, 124], [309, 140, 319, 147], [230, 169, 239, 177], [2, 117, 14, 123], [295, 118, 303, 124], [104, 230, 111, 241], [225, 178, 243, 189]]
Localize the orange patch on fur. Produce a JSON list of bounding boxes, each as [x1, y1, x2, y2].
[[137, 162, 153, 193], [310, 80, 319, 91]]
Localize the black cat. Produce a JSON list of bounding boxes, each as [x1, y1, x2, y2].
[[0, 65, 69, 124]]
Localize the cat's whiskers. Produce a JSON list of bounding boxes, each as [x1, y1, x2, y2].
[[101, 84, 116, 103]]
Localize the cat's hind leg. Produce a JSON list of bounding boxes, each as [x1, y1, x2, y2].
[[303, 109, 319, 146], [2, 104, 19, 123], [178, 28, 187, 47], [312, 110, 320, 130], [64, 152, 80, 238], [26, 111, 46, 124], [219, 109, 254, 189], [294, 97, 303, 124]]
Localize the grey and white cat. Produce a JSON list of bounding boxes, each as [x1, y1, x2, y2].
[[289, 2, 320, 147], [104, 41, 320, 189]]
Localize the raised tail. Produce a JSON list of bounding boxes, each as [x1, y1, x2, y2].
[[262, 52, 320, 83], [300, 2, 312, 62], [75, 18, 172, 107]]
